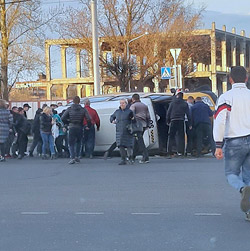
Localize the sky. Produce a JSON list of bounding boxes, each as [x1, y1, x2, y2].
[[192, 0, 250, 15], [38, 0, 250, 80], [191, 0, 250, 35]]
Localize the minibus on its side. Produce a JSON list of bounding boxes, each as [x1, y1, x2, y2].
[[56, 91, 216, 154]]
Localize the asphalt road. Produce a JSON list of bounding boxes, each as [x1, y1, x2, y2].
[[0, 156, 249, 251]]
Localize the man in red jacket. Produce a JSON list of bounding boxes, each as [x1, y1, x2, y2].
[[83, 98, 100, 158]]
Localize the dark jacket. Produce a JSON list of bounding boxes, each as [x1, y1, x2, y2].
[[32, 108, 43, 135], [61, 104, 91, 129], [13, 113, 30, 135], [110, 107, 134, 147], [166, 97, 191, 125], [191, 101, 213, 127], [40, 113, 52, 133]]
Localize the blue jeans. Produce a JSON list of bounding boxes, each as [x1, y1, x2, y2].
[[40, 131, 55, 155], [83, 125, 95, 156], [224, 135, 250, 191]]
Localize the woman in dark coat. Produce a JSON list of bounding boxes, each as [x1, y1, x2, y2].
[[110, 99, 134, 165], [0, 99, 13, 162]]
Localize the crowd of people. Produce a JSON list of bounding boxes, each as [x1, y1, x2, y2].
[[0, 90, 215, 165]]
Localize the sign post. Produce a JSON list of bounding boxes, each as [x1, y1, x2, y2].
[[170, 48, 181, 89]]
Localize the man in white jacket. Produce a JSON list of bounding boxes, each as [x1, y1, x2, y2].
[[213, 66, 250, 221]]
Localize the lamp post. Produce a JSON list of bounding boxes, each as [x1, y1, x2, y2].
[[126, 32, 149, 92], [91, 0, 101, 95]]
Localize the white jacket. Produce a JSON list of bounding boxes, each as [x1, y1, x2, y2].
[[213, 83, 250, 148]]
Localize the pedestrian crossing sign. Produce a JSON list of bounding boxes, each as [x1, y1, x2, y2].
[[161, 67, 171, 79]]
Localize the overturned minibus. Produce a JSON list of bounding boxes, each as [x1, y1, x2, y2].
[[56, 92, 216, 154]]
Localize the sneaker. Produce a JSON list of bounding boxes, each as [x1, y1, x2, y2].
[[75, 157, 80, 164], [29, 152, 34, 157], [42, 154, 49, 160], [17, 154, 23, 160], [51, 154, 56, 160], [118, 160, 127, 165], [103, 151, 109, 160], [240, 186, 250, 212], [0, 156, 6, 162], [245, 212, 250, 221], [127, 157, 134, 165], [68, 159, 75, 165], [139, 160, 149, 164]]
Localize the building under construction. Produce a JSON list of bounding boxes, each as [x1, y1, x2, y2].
[[12, 22, 250, 101]]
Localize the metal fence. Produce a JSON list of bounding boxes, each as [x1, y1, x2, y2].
[[9, 100, 69, 120]]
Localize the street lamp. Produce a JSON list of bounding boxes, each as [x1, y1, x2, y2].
[[91, 0, 101, 95], [126, 32, 149, 92]]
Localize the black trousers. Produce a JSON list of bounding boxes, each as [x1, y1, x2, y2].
[[106, 142, 117, 157], [133, 129, 149, 161], [29, 133, 42, 155], [68, 127, 83, 159], [55, 135, 69, 156], [185, 121, 193, 154], [167, 120, 185, 155], [195, 122, 215, 156], [17, 132, 28, 157]]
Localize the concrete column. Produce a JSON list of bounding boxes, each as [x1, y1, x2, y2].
[[85, 85, 92, 97], [76, 49, 81, 78], [222, 81, 227, 93], [221, 25, 227, 72], [88, 52, 93, 78], [231, 28, 237, 66], [62, 84, 68, 100], [46, 84, 52, 100], [45, 43, 51, 81], [197, 63, 203, 71], [210, 22, 217, 93], [61, 46, 67, 79], [76, 84, 83, 97], [240, 30, 246, 67]]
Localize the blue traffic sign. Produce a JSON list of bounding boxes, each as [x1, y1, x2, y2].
[[161, 67, 171, 79]]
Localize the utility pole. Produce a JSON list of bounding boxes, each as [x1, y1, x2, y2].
[[126, 32, 148, 92], [91, 0, 101, 95]]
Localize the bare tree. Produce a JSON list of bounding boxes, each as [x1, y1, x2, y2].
[[55, 0, 204, 92], [0, 0, 60, 101]]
